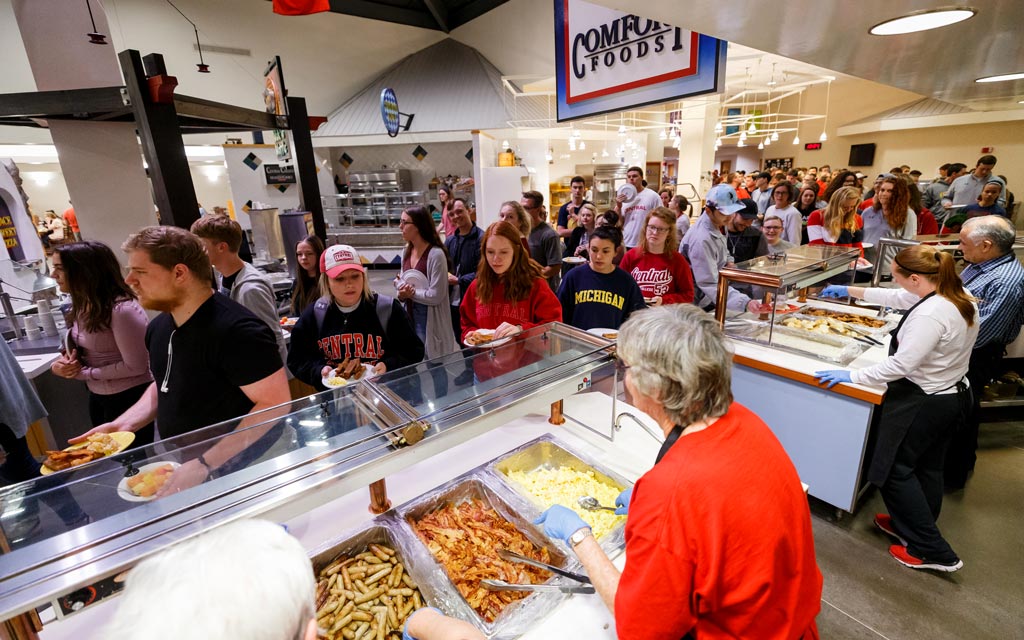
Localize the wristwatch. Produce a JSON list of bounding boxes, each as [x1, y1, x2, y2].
[[568, 527, 593, 548]]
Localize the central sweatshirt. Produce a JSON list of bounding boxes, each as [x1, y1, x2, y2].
[[460, 277, 563, 341]]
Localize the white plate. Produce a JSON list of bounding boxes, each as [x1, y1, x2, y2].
[[563, 256, 587, 264], [322, 363, 376, 388], [117, 461, 181, 502], [395, 269, 428, 291], [587, 327, 619, 341], [465, 328, 512, 349], [860, 242, 873, 249], [616, 183, 637, 204]]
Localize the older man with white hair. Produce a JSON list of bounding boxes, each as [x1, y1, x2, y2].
[[533, 304, 822, 639], [945, 215, 1024, 489]]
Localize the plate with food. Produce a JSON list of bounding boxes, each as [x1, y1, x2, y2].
[[465, 328, 512, 349], [587, 327, 619, 341], [322, 357, 376, 388], [279, 316, 298, 330], [855, 257, 874, 270], [41, 432, 136, 475], [117, 461, 180, 502], [562, 256, 587, 264]]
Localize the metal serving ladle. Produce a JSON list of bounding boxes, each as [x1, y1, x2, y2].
[[577, 496, 616, 512]]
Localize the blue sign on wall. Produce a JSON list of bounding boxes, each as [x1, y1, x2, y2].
[[554, 0, 727, 122], [380, 88, 401, 137]]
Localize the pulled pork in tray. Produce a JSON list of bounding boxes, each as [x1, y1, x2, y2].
[[803, 307, 888, 329], [410, 498, 551, 622]]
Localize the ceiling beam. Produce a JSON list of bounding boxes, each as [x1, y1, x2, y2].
[[420, 0, 450, 32], [329, 0, 440, 30], [448, 0, 510, 29], [0, 87, 126, 119]]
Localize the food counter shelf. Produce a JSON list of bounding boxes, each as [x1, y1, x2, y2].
[[0, 323, 616, 625]]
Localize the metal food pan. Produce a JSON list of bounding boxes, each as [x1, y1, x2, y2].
[[757, 324, 868, 365], [394, 473, 573, 639], [487, 434, 630, 554], [794, 305, 898, 336]]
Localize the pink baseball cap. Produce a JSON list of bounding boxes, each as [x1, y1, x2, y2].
[[320, 244, 365, 278]]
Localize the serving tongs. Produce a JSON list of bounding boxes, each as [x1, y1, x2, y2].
[[481, 549, 596, 594], [825, 318, 883, 346]]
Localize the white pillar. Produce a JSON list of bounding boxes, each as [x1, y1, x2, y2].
[[13, 0, 156, 256], [676, 97, 720, 201]]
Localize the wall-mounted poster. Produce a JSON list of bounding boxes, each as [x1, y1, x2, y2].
[[263, 56, 291, 161], [725, 107, 741, 136], [554, 0, 727, 121], [764, 157, 794, 171]]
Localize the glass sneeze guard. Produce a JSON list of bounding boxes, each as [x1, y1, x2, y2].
[[0, 322, 614, 621]]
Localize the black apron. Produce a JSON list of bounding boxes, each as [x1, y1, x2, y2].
[[866, 293, 968, 485]]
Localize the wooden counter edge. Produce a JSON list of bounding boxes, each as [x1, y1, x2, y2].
[[732, 354, 885, 405]]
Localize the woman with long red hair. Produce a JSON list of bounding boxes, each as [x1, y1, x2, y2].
[[460, 221, 562, 345]]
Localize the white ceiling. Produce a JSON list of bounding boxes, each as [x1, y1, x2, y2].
[[591, 0, 1024, 112]]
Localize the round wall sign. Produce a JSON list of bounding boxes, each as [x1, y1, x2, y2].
[[380, 88, 400, 137]]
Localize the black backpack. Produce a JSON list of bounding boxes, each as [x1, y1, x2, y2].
[[313, 293, 394, 334]]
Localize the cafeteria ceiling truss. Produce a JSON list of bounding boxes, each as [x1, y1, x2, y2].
[[321, 0, 510, 32]]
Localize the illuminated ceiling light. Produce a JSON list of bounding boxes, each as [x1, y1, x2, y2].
[[771, 131, 779, 141], [739, 131, 747, 141], [870, 8, 976, 36], [737, 140, 746, 148], [764, 136, 771, 147], [766, 80, 777, 86], [545, 148, 553, 162], [715, 137, 722, 146], [501, 139, 510, 149], [1019, 100, 1024, 104], [659, 129, 667, 140], [976, 72, 1024, 83], [601, 148, 609, 157], [579, 140, 586, 150], [747, 121, 757, 134], [757, 141, 764, 150], [792, 135, 801, 145], [714, 121, 723, 133], [819, 131, 828, 142], [618, 124, 627, 134], [819, 79, 832, 145]]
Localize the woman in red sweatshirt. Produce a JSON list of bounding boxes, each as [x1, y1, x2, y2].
[[620, 207, 695, 305], [460, 221, 562, 344]]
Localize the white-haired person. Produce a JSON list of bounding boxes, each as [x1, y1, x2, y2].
[[104, 519, 317, 640], [534, 304, 823, 638]]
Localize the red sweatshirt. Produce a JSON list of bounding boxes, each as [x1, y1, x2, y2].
[[619, 248, 695, 304], [459, 277, 562, 341]]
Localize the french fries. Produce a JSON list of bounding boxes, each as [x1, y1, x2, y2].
[[315, 544, 424, 640]]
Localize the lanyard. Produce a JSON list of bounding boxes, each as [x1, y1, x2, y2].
[[655, 425, 684, 464]]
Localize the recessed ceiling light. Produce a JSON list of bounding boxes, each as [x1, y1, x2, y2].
[[869, 7, 976, 35], [976, 72, 1024, 83]]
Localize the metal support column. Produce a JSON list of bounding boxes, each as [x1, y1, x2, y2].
[[119, 49, 199, 230], [286, 96, 327, 241]]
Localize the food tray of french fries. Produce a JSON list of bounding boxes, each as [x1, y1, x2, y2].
[[396, 473, 575, 638], [309, 524, 442, 640], [488, 435, 631, 554]]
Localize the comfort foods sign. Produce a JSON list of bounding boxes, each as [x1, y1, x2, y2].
[[555, 0, 726, 121]]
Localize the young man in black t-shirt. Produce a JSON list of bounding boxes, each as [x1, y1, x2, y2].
[[72, 226, 290, 497]]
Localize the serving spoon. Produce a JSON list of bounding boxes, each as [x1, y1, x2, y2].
[[577, 495, 616, 512]]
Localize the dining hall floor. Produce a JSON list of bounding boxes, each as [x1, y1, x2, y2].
[[370, 266, 1024, 638]]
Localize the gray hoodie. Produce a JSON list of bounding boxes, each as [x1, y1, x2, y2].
[[222, 262, 291, 378], [0, 339, 47, 438]]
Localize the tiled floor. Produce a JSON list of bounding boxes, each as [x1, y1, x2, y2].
[[372, 265, 1024, 638]]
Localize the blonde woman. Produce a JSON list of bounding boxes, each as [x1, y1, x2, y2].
[[498, 200, 532, 250], [807, 186, 864, 249]]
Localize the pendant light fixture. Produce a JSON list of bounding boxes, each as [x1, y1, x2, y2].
[[85, 0, 108, 44], [165, 0, 210, 72], [819, 79, 832, 142], [792, 90, 802, 145]]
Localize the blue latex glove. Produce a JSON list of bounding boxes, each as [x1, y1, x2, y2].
[[819, 285, 849, 299], [615, 487, 633, 515], [815, 369, 852, 388], [533, 505, 589, 546], [403, 607, 442, 640]]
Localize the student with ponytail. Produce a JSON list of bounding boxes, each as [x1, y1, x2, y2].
[[815, 245, 976, 573]]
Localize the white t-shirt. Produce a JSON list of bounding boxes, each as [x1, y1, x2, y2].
[[621, 188, 662, 248]]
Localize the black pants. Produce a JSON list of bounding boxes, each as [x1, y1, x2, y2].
[[881, 392, 961, 563], [88, 382, 156, 449], [944, 342, 1004, 488], [450, 305, 462, 347], [0, 423, 87, 526]]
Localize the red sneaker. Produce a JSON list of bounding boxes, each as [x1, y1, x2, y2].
[[873, 513, 908, 546], [889, 544, 963, 572]]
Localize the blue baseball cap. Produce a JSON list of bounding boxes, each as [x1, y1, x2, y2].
[[705, 184, 746, 214]]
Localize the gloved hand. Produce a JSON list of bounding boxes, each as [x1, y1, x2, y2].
[[815, 369, 852, 388], [819, 285, 849, 299], [403, 607, 442, 640], [615, 487, 633, 515], [533, 505, 589, 546]]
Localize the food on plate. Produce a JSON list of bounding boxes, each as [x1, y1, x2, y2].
[[279, 317, 298, 328], [602, 332, 618, 340], [82, 433, 120, 456], [802, 307, 887, 329], [334, 357, 366, 380], [410, 499, 551, 622], [314, 543, 425, 639], [125, 463, 175, 498], [42, 449, 102, 472], [505, 466, 625, 539], [466, 331, 495, 346]]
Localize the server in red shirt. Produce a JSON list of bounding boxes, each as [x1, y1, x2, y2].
[[460, 221, 562, 344], [620, 207, 694, 305], [535, 304, 822, 639]]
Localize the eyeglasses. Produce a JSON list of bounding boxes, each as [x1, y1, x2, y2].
[[763, 226, 783, 231], [646, 225, 670, 234], [614, 357, 631, 377], [398, 220, 413, 227]]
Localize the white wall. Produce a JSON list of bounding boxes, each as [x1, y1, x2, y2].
[[714, 147, 763, 174], [223, 145, 302, 230]]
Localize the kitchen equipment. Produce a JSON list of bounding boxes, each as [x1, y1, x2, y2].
[[247, 208, 286, 263], [277, 210, 314, 277], [497, 549, 592, 584]]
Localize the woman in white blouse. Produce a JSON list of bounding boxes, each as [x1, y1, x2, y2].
[[764, 183, 802, 244], [815, 244, 976, 574]]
